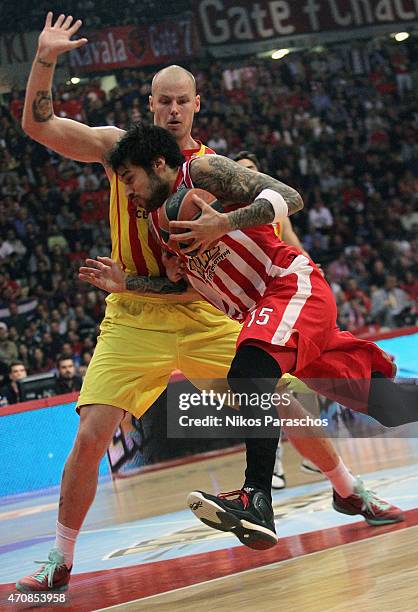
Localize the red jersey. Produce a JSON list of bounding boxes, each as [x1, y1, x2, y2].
[[151, 159, 305, 321], [151, 161, 395, 407]]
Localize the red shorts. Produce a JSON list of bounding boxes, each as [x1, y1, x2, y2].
[[237, 260, 394, 412]]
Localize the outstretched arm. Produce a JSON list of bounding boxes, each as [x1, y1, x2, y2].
[[79, 257, 188, 295], [22, 12, 123, 165]]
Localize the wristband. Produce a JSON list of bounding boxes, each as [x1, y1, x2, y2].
[[255, 189, 288, 222]]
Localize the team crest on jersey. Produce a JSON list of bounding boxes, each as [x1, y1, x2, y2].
[[188, 245, 230, 281]]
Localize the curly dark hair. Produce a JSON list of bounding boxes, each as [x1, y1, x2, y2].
[[107, 123, 185, 172]]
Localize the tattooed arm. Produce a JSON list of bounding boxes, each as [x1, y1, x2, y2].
[[126, 276, 188, 294], [169, 155, 303, 255], [189, 154, 303, 222], [22, 12, 122, 167], [79, 257, 188, 294]]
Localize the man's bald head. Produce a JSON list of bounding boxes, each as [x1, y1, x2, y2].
[[149, 65, 200, 149], [151, 65, 196, 95]]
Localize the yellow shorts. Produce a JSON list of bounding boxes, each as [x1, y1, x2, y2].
[[281, 373, 315, 395], [77, 293, 240, 418]]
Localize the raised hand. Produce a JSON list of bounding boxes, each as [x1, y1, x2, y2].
[[38, 12, 88, 63], [79, 257, 127, 293]]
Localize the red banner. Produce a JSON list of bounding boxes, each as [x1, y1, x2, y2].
[[69, 17, 198, 73], [194, 0, 418, 46]]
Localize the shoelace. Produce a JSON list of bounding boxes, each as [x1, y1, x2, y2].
[[218, 489, 250, 510], [354, 479, 391, 515], [33, 557, 64, 587]]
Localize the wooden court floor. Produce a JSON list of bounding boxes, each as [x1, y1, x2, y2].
[[1, 438, 417, 611], [100, 438, 418, 612], [124, 527, 418, 612]]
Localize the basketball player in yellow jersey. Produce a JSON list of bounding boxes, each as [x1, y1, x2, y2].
[[17, 13, 240, 593]]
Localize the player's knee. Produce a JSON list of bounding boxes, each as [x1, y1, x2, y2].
[[368, 372, 418, 427], [73, 426, 110, 462], [227, 344, 282, 395], [74, 407, 120, 460]]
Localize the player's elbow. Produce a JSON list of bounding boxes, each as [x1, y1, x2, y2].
[[21, 114, 56, 148], [21, 115, 39, 139], [21, 114, 31, 135], [21, 106, 54, 139], [291, 189, 304, 214]]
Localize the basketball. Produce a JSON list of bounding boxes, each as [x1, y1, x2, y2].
[[158, 187, 222, 252]]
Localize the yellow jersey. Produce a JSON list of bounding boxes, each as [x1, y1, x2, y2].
[[109, 141, 215, 276]]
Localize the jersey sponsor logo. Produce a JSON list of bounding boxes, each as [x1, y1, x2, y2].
[[135, 207, 149, 220], [128, 199, 149, 220], [188, 245, 230, 281]]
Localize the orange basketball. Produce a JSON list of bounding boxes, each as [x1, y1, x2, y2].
[[158, 188, 222, 252]]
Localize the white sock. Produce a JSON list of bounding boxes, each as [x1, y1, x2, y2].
[[323, 458, 356, 498], [55, 521, 79, 569]]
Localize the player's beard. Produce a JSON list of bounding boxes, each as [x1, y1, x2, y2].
[[144, 172, 171, 212]]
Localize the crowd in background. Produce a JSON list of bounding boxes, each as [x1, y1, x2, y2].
[[0, 0, 187, 32], [0, 35, 417, 402]]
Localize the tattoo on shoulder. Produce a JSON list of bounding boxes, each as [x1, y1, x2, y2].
[[190, 156, 303, 216], [32, 90, 53, 123], [126, 275, 187, 294]]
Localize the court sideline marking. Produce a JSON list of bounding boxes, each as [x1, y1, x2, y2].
[[94, 525, 418, 611]]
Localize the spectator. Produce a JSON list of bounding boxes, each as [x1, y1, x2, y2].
[[370, 275, 412, 327], [401, 271, 418, 302], [308, 200, 333, 232], [6, 302, 26, 335], [0, 322, 18, 367], [18, 343, 30, 370], [1, 229, 27, 257], [73, 305, 96, 337], [400, 203, 418, 233], [30, 347, 54, 374], [54, 356, 83, 395], [327, 255, 351, 284], [0, 361, 27, 405], [207, 131, 228, 155]]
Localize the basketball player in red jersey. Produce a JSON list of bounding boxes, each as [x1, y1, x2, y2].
[[97, 124, 414, 542], [16, 13, 239, 594], [235, 151, 324, 487]]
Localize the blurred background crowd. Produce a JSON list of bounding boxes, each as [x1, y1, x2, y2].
[[0, 30, 416, 403], [0, 0, 185, 32]]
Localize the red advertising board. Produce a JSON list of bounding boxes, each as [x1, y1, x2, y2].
[[193, 0, 418, 46], [69, 17, 198, 73]]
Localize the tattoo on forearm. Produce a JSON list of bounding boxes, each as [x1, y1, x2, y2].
[[37, 57, 54, 68], [32, 90, 53, 122], [126, 275, 187, 294], [228, 199, 275, 231], [190, 156, 303, 216]]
